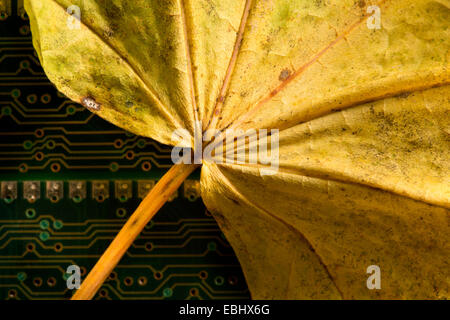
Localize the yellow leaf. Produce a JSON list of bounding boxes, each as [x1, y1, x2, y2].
[[26, 0, 449, 299], [202, 86, 450, 299]]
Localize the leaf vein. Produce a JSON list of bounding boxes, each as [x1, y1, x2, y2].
[[51, 0, 186, 132]]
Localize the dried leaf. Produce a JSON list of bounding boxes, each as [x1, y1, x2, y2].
[[26, 0, 449, 299]]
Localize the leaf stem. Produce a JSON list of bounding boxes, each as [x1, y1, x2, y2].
[[71, 163, 199, 300]]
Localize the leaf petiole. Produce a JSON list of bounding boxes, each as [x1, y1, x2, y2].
[[71, 163, 199, 300]]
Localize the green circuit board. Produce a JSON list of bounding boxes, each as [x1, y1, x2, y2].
[[0, 0, 249, 300]]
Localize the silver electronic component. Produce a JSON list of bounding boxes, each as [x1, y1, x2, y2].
[[69, 181, 86, 202], [1, 181, 17, 202], [46, 181, 63, 202], [115, 180, 132, 201], [23, 181, 40, 202], [92, 180, 109, 202], [183, 180, 200, 202]]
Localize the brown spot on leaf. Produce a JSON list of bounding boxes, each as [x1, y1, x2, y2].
[[279, 69, 291, 81], [130, 217, 139, 227], [225, 194, 240, 206], [397, 92, 412, 99]]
